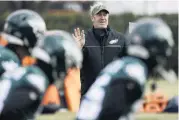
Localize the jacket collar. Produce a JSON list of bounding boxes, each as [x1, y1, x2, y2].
[[92, 26, 110, 41]]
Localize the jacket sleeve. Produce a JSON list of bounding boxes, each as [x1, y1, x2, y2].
[[80, 32, 88, 91], [81, 32, 88, 55]]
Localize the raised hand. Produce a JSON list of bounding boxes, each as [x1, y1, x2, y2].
[[72, 28, 85, 48]]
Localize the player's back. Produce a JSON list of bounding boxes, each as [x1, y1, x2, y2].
[[0, 65, 50, 120], [77, 56, 148, 120], [0, 46, 20, 76], [101, 56, 148, 87]]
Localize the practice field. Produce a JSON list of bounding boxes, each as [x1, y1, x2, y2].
[[37, 80, 178, 120], [38, 112, 178, 120]]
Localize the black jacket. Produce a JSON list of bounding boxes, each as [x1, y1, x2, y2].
[[81, 26, 126, 96]]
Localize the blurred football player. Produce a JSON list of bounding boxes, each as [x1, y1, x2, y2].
[[0, 32, 83, 120], [0, 45, 20, 76], [41, 30, 82, 113], [0, 9, 46, 71], [76, 17, 175, 120]]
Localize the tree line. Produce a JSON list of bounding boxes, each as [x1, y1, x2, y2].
[[0, 12, 178, 76]]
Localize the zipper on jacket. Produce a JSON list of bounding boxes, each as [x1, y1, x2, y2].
[[101, 37, 105, 68]]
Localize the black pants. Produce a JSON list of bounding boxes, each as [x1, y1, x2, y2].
[[0, 87, 41, 120]]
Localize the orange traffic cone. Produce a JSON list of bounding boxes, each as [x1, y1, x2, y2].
[[159, 102, 167, 111], [153, 92, 168, 104], [144, 103, 161, 113], [143, 91, 168, 113]]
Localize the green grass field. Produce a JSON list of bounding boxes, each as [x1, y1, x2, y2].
[[37, 80, 178, 120]]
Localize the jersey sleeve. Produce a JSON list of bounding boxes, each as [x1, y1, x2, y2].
[[76, 74, 111, 120]]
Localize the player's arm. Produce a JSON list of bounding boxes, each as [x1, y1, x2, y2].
[[76, 74, 111, 120]]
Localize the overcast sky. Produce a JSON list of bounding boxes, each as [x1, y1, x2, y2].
[[101, 0, 178, 15]]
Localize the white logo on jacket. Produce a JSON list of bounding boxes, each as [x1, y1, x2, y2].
[[109, 39, 118, 44]]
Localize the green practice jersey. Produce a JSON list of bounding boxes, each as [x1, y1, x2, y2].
[[0, 65, 50, 119]]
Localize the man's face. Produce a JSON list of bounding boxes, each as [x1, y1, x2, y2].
[[91, 10, 109, 28]]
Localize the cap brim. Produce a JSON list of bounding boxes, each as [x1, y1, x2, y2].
[[95, 9, 109, 15]]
